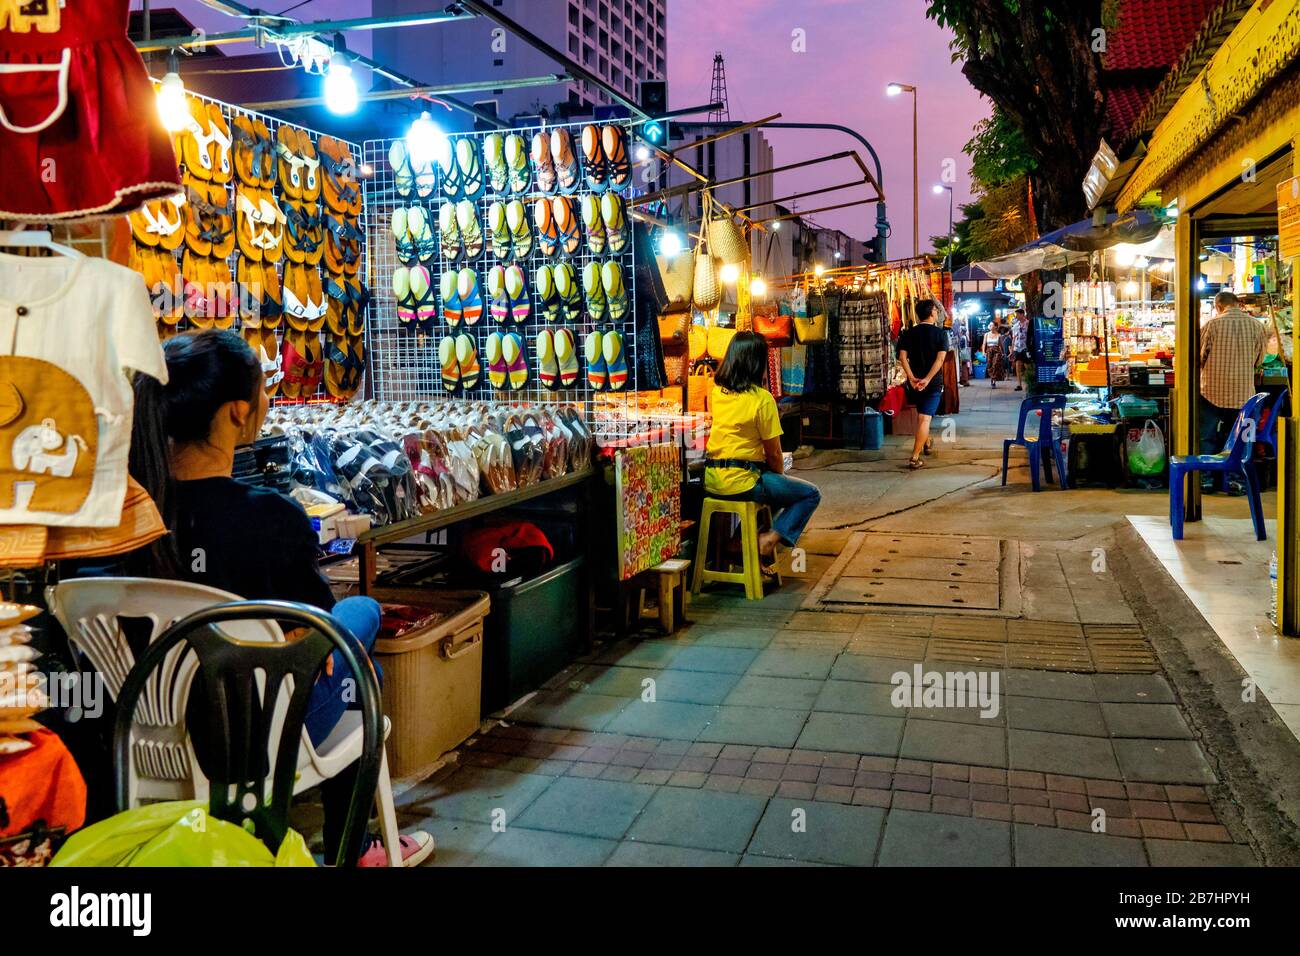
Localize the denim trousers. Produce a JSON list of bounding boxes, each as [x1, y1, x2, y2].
[[304, 595, 383, 747], [717, 471, 822, 547]]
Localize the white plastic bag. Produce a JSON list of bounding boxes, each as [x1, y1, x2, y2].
[[1126, 419, 1166, 476]]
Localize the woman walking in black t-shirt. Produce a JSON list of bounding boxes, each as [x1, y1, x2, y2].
[[896, 299, 949, 470]]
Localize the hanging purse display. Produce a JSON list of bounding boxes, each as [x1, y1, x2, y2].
[[656, 250, 694, 312], [687, 363, 715, 413], [707, 322, 736, 360], [753, 306, 793, 346], [691, 192, 721, 312], [793, 311, 829, 343], [658, 306, 690, 344], [688, 322, 708, 361], [707, 206, 748, 266]]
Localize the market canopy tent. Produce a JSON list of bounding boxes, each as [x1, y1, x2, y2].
[[975, 209, 1168, 278]]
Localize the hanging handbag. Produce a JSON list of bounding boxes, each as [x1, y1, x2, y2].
[[656, 250, 694, 311], [753, 306, 793, 346], [688, 322, 708, 361], [707, 322, 736, 360], [707, 207, 748, 266], [781, 344, 807, 396], [687, 363, 715, 413], [794, 312, 829, 343], [692, 193, 721, 312], [658, 306, 690, 344], [662, 350, 686, 385]]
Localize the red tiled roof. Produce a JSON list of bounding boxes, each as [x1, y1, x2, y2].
[[1104, 82, 1159, 139], [1103, 0, 1223, 70]]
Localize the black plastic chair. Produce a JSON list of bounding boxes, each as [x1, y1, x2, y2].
[[112, 600, 383, 868]]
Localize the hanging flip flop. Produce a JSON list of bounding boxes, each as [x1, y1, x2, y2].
[[391, 207, 413, 264], [411, 264, 438, 329], [531, 130, 557, 195], [457, 199, 484, 260], [533, 196, 559, 258], [182, 250, 211, 328], [506, 199, 532, 260], [438, 201, 463, 265], [456, 333, 481, 389], [326, 274, 348, 336], [300, 333, 325, 397], [238, 256, 261, 327], [258, 189, 286, 262], [487, 264, 510, 323], [484, 132, 508, 194], [486, 332, 508, 389], [211, 257, 237, 329], [581, 194, 607, 255], [319, 136, 360, 216], [552, 195, 581, 257], [411, 137, 437, 199], [345, 334, 366, 394], [601, 192, 629, 254], [281, 196, 309, 265], [206, 103, 233, 185], [434, 133, 458, 200], [602, 124, 632, 192], [603, 329, 629, 391], [504, 331, 529, 390], [603, 260, 629, 321], [536, 264, 559, 323], [261, 260, 284, 329], [235, 185, 263, 262], [550, 127, 582, 194], [583, 260, 608, 321], [393, 265, 416, 327], [408, 205, 437, 265], [505, 133, 531, 195], [232, 115, 260, 187], [280, 330, 307, 399], [305, 266, 328, 333], [555, 327, 580, 388], [181, 96, 214, 181], [345, 276, 367, 335], [439, 335, 461, 392], [535, 329, 559, 390], [277, 126, 304, 201], [390, 139, 415, 199], [208, 184, 235, 259], [488, 201, 511, 260], [458, 267, 484, 325], [581, 124, 608, 193], [246, 326, 282, 398], [554, 261, 582, 322], [254, 120, 278, 189], [325, 332, 351, 399], [182, 177, 213, 257], [456, 137, 485, 201], [585, 330, 608, 391], [440, 269, 463, 327], [160, 250, 186, 326], [297, 132, 322, 203], [505, 264, 530, 324]]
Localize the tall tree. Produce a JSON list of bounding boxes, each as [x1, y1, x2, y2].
[[926, 0, 1108, 232]]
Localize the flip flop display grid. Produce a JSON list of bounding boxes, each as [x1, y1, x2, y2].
[[361, 118, 640, 416], [129, 86, 368, 404]]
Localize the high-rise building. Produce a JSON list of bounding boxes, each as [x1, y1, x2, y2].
[[372, 0, 667, 125]]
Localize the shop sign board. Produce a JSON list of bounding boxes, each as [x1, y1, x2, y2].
[[1279, 176, 1300, 261]]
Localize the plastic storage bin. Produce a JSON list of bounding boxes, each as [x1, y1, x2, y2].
[[482, 555, 586, 712], [370, 588, 490, 779]]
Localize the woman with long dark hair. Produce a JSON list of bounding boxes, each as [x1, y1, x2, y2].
[[130, 329, 431, 867], [704, 331, 821, 560]]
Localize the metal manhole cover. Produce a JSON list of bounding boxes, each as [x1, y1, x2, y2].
[[826, 576, 1000, 610]]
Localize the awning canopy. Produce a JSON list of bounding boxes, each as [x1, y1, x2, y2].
[[974, 209, 1169, 278]]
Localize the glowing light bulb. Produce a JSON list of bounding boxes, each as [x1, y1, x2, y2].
[[157, 71, 190, 133], [770, 221, 781, 231], [659, 230, 684, 257], [406, 111, 447, 169], [635, 144, 650, 162], [719, 263, 740, 284], [324, 51, 358, 115], [750, 276, 767, 296], [886, 83, 903, 96], [814, 264, 826, 277]]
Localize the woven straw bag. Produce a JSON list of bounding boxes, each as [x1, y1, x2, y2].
[[708, 207, 748, 266], [692, 193, 721, 312], [656, 250, 694, 311]]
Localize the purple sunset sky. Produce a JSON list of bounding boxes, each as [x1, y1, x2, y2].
[[133, 0, 988, 253]]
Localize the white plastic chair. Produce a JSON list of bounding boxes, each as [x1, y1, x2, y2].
[[47, 577, 403, 866]]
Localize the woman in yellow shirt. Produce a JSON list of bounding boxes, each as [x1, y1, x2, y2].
[[704, 331, 822, 559]]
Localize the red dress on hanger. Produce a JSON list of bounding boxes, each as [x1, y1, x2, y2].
[[0, 0, 181, 221]]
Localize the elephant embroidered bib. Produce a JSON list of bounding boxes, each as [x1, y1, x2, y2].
[[0, 253, 166, 527]]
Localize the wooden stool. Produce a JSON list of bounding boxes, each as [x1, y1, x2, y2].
[[632, 558, 691, 634], [691, 499, 781, 601]]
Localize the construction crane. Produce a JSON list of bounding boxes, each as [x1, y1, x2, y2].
[[708, 52, 730, 124]]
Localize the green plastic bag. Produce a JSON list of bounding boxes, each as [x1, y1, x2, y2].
[[1126, 420, 1167, 476], [51, 801, 316, 868]]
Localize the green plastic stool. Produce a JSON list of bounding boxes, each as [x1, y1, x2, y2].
[[691, 498, 781, 601]]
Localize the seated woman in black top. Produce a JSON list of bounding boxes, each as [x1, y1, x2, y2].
[[896, 299, 950, 470], [132, 330, 431, 867]]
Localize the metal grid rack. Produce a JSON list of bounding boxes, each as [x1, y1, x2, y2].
[[146, 85, 366, 405], [362, 118, 640, 422]]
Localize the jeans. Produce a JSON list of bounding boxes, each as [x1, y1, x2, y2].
[[305, 595, 383, 747], [716, 472, 821, 547], [1198, 397, 1243, 490]]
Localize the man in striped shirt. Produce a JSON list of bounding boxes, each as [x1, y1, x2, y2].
[[1199, 290, 1269, 492]]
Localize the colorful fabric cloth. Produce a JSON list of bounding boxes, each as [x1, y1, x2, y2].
[[1199, 308, 1269, 409], [0, 729, 87, 839]]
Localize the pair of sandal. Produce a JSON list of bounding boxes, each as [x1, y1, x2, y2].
[[323, 210, 363, 276], [483, 132, 532, 196], [318, 136, 363, 218], [580, 193, 629, 256], [238, 258, 282, 328], [439, 200, 484, 263], [487, 200, 533, 261], [531, 128, 582, 195], [536, 263, 582, 323], [393, 264, 438, 328], [131, 245, 184, 327], [438, 334, 482, 392], [280, 329, 324, 399], [325, 332, 366, 399], [580, 123, 632, 193], [907, 439, 935, 470], [392, 206, 436, 266], [535, 328, 581, 390], [182, 177, 234, 260], [487, 264, 530, 324], [235, 183, 286, 261], [181, 249, 236, 330], [438, 137, 486, 202], [179, 96, 233, 186], [584, 260, 629, 322], [128, 193, 187, 252], [232, 115, 277, 190], [242, 326, 284, 397], [388, 139, 436, 200], [584, 329, 629, 392], [534, 195, 581, 258], [282, 261, 329, 332], [277, 126, 322, 203], [440, 268, 484, 327], [326, 274, 369, 336], [485, 331, 529, 390], [280, 194, 324, 266]]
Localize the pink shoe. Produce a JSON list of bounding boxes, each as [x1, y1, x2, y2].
[[357, 831, 436, 867]]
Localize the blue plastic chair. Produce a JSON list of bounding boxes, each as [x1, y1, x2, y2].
[[1169, 392, 1269, 541], [1002, 395, 1068, 491], [1258, 389, 1289, 457]]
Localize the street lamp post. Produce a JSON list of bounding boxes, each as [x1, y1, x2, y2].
[[934, 183, 954, 270], [887, 81, 918, 258]]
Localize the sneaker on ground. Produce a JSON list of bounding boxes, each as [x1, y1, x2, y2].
[[357, 831, 436, 867]]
